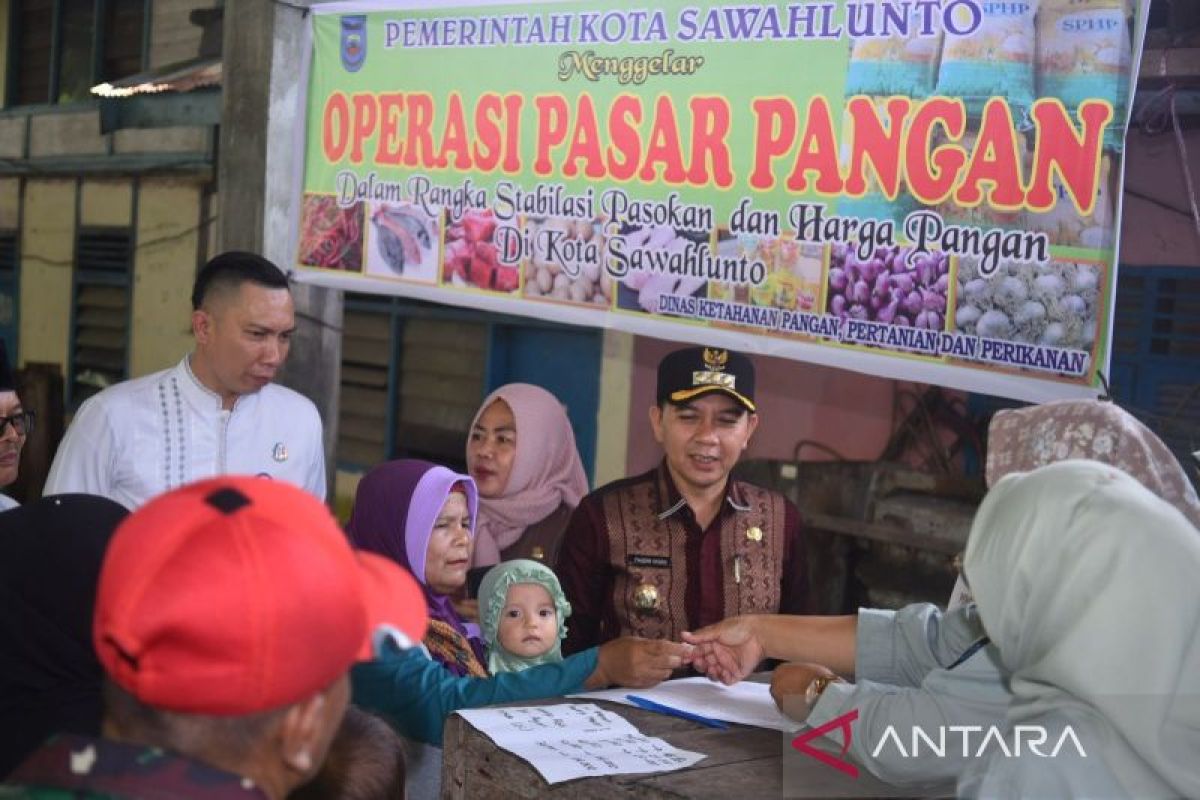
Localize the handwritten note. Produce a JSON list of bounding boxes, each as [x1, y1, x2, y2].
[[572, 677, 801, 732], [454, 703, 705, 784]]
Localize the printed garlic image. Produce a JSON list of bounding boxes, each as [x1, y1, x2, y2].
[[953, 256, 1102, 352]]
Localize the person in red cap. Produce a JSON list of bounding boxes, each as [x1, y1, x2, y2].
[[3, 476, 427, 800], [557, 345, 811, 656]]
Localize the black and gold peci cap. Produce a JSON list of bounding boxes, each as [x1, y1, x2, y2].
[[656, 346, 756, 413]]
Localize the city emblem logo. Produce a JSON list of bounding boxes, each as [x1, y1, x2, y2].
[[341, 15, 367, 73]]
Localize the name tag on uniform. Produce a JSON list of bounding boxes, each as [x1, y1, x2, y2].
[[628, 554, 671, 568]]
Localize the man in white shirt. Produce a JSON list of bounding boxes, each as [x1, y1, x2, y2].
[[45, 252, 326, 509], [0, 341, 31, 511]]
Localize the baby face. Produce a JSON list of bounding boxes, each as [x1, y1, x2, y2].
[[497, 582, 558, 658]]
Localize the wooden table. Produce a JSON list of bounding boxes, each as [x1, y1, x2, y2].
[[441, 696, 908, 799]]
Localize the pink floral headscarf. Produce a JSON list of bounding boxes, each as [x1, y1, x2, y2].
[[986, 399, 1200, 529], [469, 384, 589, 567]]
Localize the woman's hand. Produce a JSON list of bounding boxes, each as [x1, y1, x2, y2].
[[681, 615, 764, 685], [586, 636, 693, 689]]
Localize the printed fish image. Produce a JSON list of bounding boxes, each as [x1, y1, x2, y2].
[[372, 205, 433, 273]]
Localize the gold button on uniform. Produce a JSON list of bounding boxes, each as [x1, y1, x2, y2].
[[746, 526, 763, 542], [634, 583, 660, 610]]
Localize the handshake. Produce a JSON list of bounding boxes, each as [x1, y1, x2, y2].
[[591, 614, 856, 718], [585, 616, 763, 690]]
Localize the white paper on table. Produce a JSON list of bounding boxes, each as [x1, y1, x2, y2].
[[454, 703, 706, 785], [570, 676, 802, 732]]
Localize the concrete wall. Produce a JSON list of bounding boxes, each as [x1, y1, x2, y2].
[[12, 177, 205, 378], [0, 0, 8, 108], [131, 181, 202, 375], [18, 180, 76, 368], [0, 178, 18, 229], [593, 330, 634, 486]]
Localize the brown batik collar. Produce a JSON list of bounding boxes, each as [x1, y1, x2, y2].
[[653, 460, 752, 521]]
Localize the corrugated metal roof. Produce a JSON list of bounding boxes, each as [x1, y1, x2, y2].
[[91, 56, 221, 99]]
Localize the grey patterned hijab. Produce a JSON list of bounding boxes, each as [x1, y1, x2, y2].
[[986, 399, 1200, 528]]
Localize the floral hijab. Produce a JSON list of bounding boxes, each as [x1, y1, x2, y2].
[[476, 559, 571, 674], [950, 398, 1200, 610], [986, 399, 1200, 528], [346, 459, 486, 676]]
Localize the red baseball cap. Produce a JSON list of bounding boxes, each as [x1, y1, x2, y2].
[[94, 476, 428, 716]]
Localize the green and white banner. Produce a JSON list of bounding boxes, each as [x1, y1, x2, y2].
[[293, 0, 1147, 402]]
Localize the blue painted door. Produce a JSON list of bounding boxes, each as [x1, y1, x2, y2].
[[486, 324, 602, 484]]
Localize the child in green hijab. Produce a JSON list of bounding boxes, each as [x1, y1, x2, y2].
[[478, 559, 572, 673]]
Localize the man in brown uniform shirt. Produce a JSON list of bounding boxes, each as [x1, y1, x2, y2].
[[558, 346, 809, 654]]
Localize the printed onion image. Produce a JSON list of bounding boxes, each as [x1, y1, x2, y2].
[[298, 194, 364, 272], [826, 244, 950, 330]]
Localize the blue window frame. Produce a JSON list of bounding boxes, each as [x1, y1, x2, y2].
[[337, 293, 601, 482], [1108, 266, 1200, 485]]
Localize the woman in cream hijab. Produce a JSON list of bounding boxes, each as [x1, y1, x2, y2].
[[960, 460, 1200, 799]]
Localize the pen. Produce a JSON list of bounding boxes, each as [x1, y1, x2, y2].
[[625, 694, 730, 729]]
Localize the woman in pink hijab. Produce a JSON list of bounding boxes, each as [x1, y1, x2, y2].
[[466, 383, 589, 569]]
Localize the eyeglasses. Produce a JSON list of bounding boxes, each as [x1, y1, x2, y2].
[[0, 411, 34, 437]]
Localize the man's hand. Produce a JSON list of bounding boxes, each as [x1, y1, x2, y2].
[[769, 662, 836, 721], [587, 637, 693, 689], [681, 616, 764, 685]]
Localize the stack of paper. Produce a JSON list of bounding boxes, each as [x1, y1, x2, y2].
[[455, 703, 706, 784], [572, 677, 802, 732]]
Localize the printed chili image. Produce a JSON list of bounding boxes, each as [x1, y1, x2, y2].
[[298, 194, 364, 272]]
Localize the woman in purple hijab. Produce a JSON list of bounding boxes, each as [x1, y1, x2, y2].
[[348, 460, 693, 791], [347, 460, 487, 676]]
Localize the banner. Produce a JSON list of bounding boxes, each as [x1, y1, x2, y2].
[[294, 0, 1148, 402]]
